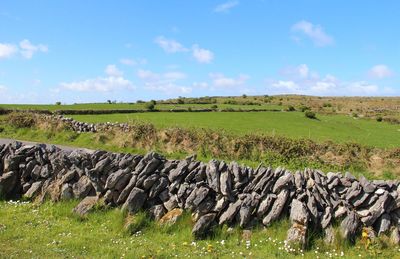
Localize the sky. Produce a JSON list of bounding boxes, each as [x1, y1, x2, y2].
[[0, 0, 399, 104]]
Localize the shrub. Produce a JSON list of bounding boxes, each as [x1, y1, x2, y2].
[[145, 102, 155, 111], [242, 94, 247, 98], [304, 111, 317, 119], [299, 105, 310, 112], [177, 98, 185, 104], [211, 105, 218, 110], [323, 103, 332, 108], [55, 101, 61, 105], [286, 105, 296, 112], [352, 113, 358, 118], [136, 100, 145, 104], [6, 112, 36, 128], [376, 116, 383, 122], [150, 100, 157, 105]]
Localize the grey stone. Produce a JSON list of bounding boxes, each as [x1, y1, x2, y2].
[[122, 187, 147, 214], [359, 175, 376, 193], [148, 177, 168, 199], [362, 192, 390, 226], [185, 186, 209, 211], [290, 199, 309, 225], [263, 189, 289, 226], [60, 184, 73, 200], [0, 171, 19, 198], [286, 223, 307, 248], [340, 211, 360, 243], [164, 195, 178, 211], [149, 204, 166, 221], [206, 160, 220, 193], [73, 196, 99, 216], [375, 213, 391, 235], [272, 172, 293, 193], [116, 175, 138, 204], [105, 170, 128, 189], [220, 170, 232, 197], [168, 160, 189, 182], [219, 199, 242, 225], [257, 194, 276, 218], [192, 213, 216, 238], [72, 175, 94, 199], [24, 181, 43, 199]]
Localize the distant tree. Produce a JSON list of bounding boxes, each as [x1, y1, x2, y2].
[[55, 101, 61, 105], [145, 102, 155, 111], [242, 94, 247, 98], [136, 100, 145, 104], [305, 111, 317, 119], [150, 100, 157, 105], [107, 100, 112, 104], [177, 98, 185, 104]]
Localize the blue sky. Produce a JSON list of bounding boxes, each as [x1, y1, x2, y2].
[[0, 0, 399, 104]]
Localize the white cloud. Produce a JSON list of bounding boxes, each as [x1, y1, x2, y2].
[[105, 64, 123, 77], [60, 77, 134, 92], [267, 64, 394, 96], [155, 36, 188, 53], [163, 71, 187, 80], [368, 64, 393, 79], [214, 1, 239, 13], [19, 39, 48, 59], [137, 69, 160, 80], [210, 73, 249, 87], [0, 43, 17, 59], [59, 65, 134, 92], [119, 58, 147, 66], [192, 82, 209, 88], [192, 45, 214, 63], [0, 84, 7, 92], [271, 80, 300, 92], [136, 69, 191, 95], [346, 81, 379, 95], [291, 20, 333, 47]]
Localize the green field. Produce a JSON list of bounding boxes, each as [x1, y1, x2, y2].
[[0, 102, 282, 111], [1, 200, 397, 258], [71, 111, 400, 148]]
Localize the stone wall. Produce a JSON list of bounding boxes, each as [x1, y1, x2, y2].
[[0, 141, 399, 245]]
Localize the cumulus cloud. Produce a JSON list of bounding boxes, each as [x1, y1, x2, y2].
[[291, 20, 334, 47], [0, 43, 17, 59], [210, 73, 249, 87], [19, 39, 48, 59], [136, 69, 191, 95], [268, 64, 394, 96], [214, 1, 239, 13], [192, 45, 214, 63], [0, 40, 48, 59], [59, 65, 134, 92], [105, 64, 123, 77], [155, 36, 188, 53], [119, 58, 147, 66], [60, 77, 134, 92], [368, 64, 393, 79]]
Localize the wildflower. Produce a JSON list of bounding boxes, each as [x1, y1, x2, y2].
[[207, 244, 213, 253]]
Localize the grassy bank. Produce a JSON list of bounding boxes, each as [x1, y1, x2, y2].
[[1, 113, 399, 180], [71, 111, 400, 149], [0, 200, 398, 258]]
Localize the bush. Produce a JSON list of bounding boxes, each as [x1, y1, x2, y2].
[[376, 116, 383, 122], [145, 102, 155, 111], [136, 100, 145, 104], [6, 112, 36, 128], [304, 111, 317, 119], [286, 105, 296, 112], [352, 113, 358, 118], [55, 102, 61, 105], [211, 105, 218, 110], [177, 98, 185, 104], [299, 105, 310, 112], [150, 100, 157, 105]]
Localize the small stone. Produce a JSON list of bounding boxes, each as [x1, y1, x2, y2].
[[159, 208, 183, 225], [73, 196, 99, 217]]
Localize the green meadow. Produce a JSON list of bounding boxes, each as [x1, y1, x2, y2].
[[71, 111, 400, 148]]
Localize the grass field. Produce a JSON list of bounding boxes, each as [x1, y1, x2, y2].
[[1, 200, 398, 259], [71, 111, 400, 148], [0, 102, 282, 111]]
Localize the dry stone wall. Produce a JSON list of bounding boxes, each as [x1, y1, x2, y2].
[[0, 141, 399, 245]]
